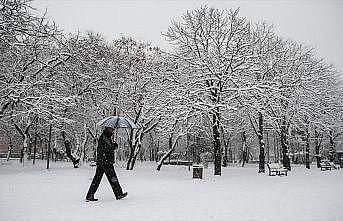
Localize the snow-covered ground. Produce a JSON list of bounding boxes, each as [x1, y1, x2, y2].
[[1, 159, 343, 221]]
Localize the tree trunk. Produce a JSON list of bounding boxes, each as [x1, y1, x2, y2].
[[148, 133, 154, 161], [47, 124, 52, 169], [129, 144, 142, 170], [314, 130, 322, 168], [149, 146, 153, 161], [28, 137, 33, 156], [126, 127, 136, 170], [305, 125, 310, 169], [33, 120, 37, 165], [274, 133, 278, 163], [157, 135, 181, 171], [281, 118, 291, 170], [212, 112, 221, 176], [87, 127, 98, 162], [223, 145, 228, 167], [126, 107, 142, 170], [74, 130, 82, 162], [21, 134, 29, 165], [329, 130, 335, 162], [242, 131, 247, 167], [127, 130, 136, 170], [13, 121, 32, 166], [155, 139, 160, 162], [258, 112, 265, 173], [128, 121, 158, 170], [148, 143, 152, 161], [6, 144, 12, 161], [228, 145, 233, 163], [187, 131, 191, 171], [129, 132, 143, 170], [53, 133, 58, 162], [266, 131, 270, 163], [40, 137, 44, 160], [221, 129, 230, 167], [81, 128, 88, 163]]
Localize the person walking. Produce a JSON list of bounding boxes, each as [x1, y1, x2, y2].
[[64, 139, 80, 168], [86, 127, 127, 202]]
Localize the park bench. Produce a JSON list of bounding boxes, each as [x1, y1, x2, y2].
[[329, 162, 341, 170], [266, 163, 288, 176], [320, 161, 341, 170], [320, 160, 332, 171]]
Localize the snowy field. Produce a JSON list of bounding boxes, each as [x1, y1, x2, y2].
[[1, 160, 343, 221]]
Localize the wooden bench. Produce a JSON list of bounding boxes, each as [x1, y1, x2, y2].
[[320, 161, 332, 171], [267, 163, 288, 176]]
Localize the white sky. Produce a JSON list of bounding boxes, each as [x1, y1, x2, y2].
[[32, 0, 343, 75]]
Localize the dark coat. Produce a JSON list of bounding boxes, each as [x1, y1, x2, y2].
[[96, 133, 117, 165]]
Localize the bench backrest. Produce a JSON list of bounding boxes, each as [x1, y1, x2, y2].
[[320, 161, 331, 166], [267, 163, 281, 169]]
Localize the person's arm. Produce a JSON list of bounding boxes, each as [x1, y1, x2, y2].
[[113, 142, 118, 150]]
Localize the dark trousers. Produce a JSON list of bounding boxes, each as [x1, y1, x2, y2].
[[86, 164, 123, 198]]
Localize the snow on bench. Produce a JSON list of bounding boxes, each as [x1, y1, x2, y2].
[[162, 160, 193, 166], [320, 160, 332, 171], [330, 162, 341, 170], [320, 160, 341, 171], [266, 163, 288, 176]]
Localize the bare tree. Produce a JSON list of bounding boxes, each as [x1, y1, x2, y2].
[[165, 7, 256, 175]]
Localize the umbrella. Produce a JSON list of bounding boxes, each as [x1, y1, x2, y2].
[[97, 116, 139, 129]]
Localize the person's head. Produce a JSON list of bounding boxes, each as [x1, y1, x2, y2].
[[104, 127, 114, 137]]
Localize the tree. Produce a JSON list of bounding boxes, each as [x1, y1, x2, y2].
[[0, 0, 72, 120], [242, 22, 280, 173], [55, 32, 123, 165], [165, 7, 256, 175], [110, 37, 163, 170]]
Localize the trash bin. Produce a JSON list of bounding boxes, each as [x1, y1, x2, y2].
[[193, 165, 203, 179]]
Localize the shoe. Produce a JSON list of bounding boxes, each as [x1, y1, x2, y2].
[[116, 192, 128, 200], [86, 196, 98, 202]]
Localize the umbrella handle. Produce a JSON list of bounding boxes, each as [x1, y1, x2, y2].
[[114, 116, 119, 142], [115, 128, 118, 141]]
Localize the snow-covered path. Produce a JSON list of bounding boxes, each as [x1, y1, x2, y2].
[[1, 160, 342, 221]]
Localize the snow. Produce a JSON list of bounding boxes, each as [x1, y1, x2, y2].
[[1, 160, 343, 221]]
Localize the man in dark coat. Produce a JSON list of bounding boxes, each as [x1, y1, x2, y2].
[[86, 127, 127, 201]]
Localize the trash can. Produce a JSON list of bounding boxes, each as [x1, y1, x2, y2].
[[193, 165, 203, 179]]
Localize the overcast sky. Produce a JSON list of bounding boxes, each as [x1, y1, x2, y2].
[[32, 0, 343, 76]]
